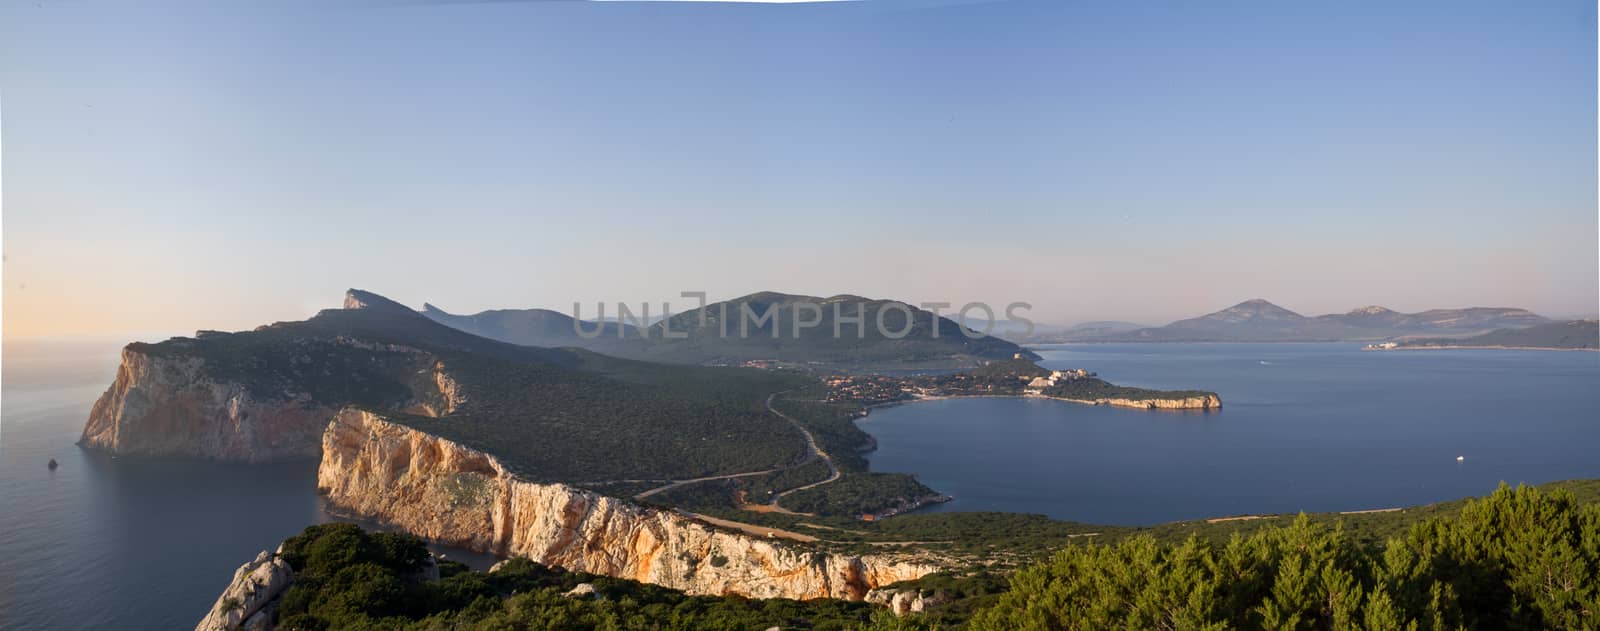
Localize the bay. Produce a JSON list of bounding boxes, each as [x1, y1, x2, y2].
[[861, 343, 1600, 525]]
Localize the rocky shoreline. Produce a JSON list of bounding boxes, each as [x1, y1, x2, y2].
[[861, 391, 1222, 412]]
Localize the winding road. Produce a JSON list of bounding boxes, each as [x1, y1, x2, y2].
[[632, 392, 840, 504], [768, 393, 841, 500]]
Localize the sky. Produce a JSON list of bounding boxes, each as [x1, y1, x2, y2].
[[2, 0, 1596, 339]]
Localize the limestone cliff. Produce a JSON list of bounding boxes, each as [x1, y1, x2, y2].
[[195, 549, 293, 631], [318, 408, 940, 600], [79, 346, 337, 462], [79, 335, 460, 462]]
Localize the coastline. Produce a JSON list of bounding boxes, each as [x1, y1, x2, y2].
[[858, 391, 1222, 415], [1370, 345, 1598, 352]]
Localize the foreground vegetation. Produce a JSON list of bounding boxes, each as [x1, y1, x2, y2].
[[257, 482, 1598, 630], [269, 523, 900, 631], [970, 483, 1599, 630]]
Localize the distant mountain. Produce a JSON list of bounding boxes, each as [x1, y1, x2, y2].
[[423, 291, 1037, 369], [1019, 320, 1147, 343], [1390, 320, 1598, 350], [1065, 320, 1147, 335], [1097, 299, 1550, 343], [420, 303, 636, 348], [631, 292, 1037, 367]]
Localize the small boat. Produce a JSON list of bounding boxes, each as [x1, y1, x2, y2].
[[47, 458, 59, 470], [1456, 456, 1465, 462]]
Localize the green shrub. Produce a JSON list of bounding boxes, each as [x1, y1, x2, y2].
[[970, 484, 1600, 630]]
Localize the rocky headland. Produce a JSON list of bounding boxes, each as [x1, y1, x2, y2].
[[1044, 392, 1223, 410], [78, 339, 457, 462]]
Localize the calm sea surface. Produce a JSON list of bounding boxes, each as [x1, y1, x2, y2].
[[2, 340, 1597, 628], [0, 340, 493, 631], [863, 343, 1600, 525]]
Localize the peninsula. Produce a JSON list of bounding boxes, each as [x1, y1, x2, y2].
[[80, 289, 1218, 622], [824, 357, 1222, 410], [1366, 320, 1599, 351]]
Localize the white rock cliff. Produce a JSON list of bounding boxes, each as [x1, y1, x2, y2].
[[318, 407, 940, 601]]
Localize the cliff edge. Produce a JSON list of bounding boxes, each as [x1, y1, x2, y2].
[[318, 407, 939, 601]]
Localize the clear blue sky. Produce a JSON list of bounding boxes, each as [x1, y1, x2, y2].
[[3, 0, 1595, 337]]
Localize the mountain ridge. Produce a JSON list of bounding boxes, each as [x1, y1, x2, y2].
[[423, 290, 1039, 369], [1082, 299, 1549, 342]]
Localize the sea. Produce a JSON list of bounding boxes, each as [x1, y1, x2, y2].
[[2, 339, 1597, 628], [0, 339, 493, 630], [863, 343, 1600, 525]]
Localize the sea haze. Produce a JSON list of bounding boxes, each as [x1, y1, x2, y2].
[[862, 343, 1600, 525]]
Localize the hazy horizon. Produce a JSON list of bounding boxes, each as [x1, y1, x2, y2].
[[5, 287, 1595, 345], [4, 0, 1596, 338]]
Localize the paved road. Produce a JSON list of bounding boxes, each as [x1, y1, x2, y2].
[[768, 393, 840, 500], [633, 392, 841, 502]]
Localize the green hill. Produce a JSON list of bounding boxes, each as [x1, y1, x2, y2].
[[425, 291, 1038, 370], [419, 302, 637, 348]]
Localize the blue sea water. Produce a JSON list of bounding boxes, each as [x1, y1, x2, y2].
[[0, 340, 493, 631], [862, 343, 1600, 525], [2, 340, 1596, 628]]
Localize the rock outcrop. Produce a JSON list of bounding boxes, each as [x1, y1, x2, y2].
[[318, 408, 940, 601], [867, 587, 952, 616], [195, 549, 293, 631], [1097, 393, 1223, 410], [1047, 393, 1222, 410], [79, 346, 337, 462]]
